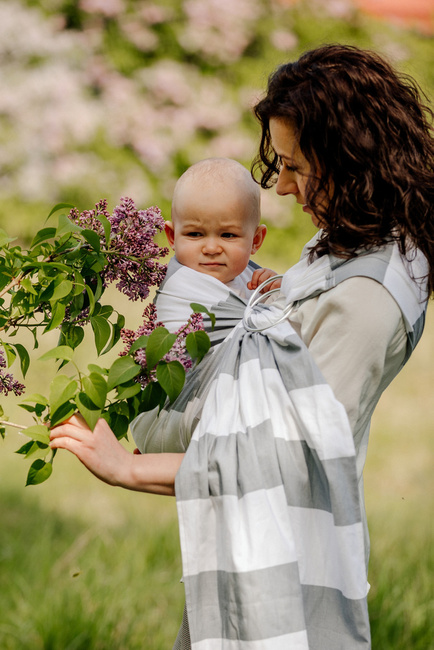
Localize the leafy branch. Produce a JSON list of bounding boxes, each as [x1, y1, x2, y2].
[[0, 198, 211, 486]]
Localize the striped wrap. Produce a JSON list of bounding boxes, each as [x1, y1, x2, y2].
[[131, 239, 428, 649]]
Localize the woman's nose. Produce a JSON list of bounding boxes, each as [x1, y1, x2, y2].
[[275, 170, 298, 196]]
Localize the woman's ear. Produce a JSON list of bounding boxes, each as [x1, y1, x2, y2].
[[251, 224, 267, 254], [164, 221, 176, 250]]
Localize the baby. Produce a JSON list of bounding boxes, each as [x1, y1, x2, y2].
[[155, 157, 279, 332], [131, 158, 279, 453]]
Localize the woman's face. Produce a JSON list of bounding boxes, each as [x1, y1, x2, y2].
[[269, 118, 325, 228]]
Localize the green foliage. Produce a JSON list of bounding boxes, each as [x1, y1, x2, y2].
[[0, 205, 211, 486]]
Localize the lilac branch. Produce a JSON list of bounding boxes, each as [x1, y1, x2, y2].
[[0, 420, 28, 430]]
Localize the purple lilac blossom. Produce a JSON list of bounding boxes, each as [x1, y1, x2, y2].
[[0, 350, 25, 396], [69, 197, 169, 302]]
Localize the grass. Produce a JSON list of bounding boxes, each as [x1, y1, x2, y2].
[[0, 440, 184, 650]]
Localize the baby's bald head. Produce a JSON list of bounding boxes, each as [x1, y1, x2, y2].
[[172, 158, 261, 227]]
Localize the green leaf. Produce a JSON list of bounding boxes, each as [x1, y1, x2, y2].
[[98, 305, 114, 319], [146, 327, 177, 369], [139, 381, 166, 412], [75, 393, 101, 430], [66, 325, 85, 350], [3, 343, 16, 367], [49, 374, 78, 415], [93, 273, 104, 301], [117, 313, 125, 329], [87, 364, 107, 375], [30, 227, 56, 248], [20, 393, 49, 406], [0, 228, 16, 247], [73, 271, 85, 296], [21, 260, 70, 275], [26, 459, 53, 486], [115, 382, 142, 400], [45, 302, 66, 331], [185, 330, 211, 363], [50, 279, 73, 302], [103, 406, 129, 440], [90, 315, 112, 355], [20, 277, 38, 295], [85, 285, 96, 316], [82, 373, 107, 409], [56, 213, 82, 237], [106, 356, 141, 392], [190, 303, 216, 329], [23, 424, 50, 444], [129, 335, 149, 355], [156, 360, 185, 403], [50, 401, 77, 428], [13, 343, 30, 377], [19, 402, 47, 417], [46, 202, 75, 221], [95, 212, 111, 246], [16, 440, 49, 459], [82, 229, 101, 253], [39, 345, 74, 362]]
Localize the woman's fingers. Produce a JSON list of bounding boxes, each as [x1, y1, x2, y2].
[[49, 416, 132, 487], [50, 414, 90, 443]]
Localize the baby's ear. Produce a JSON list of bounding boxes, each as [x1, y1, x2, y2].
[[164, 221, 176, 249], [251, 224, 267, 254]]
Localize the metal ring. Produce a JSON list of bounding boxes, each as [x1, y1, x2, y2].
[[243, 275, 295, 333]]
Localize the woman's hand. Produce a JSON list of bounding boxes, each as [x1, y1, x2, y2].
[[50, 414, 184, 495], [50, 414, 134, 487]]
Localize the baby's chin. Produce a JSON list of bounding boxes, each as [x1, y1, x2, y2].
[[197, 264, 231, 282]]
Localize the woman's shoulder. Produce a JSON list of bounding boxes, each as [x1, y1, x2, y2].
[[294, 275, 406, 345]]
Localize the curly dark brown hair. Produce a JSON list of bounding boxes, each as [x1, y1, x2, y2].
[[252, 44, 434, 294]]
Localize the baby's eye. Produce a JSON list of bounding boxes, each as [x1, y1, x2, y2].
[[186, 231, 202, 238], [221, 232, 237, 239]]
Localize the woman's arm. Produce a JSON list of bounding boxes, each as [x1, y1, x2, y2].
[[50, 414, 184, 496]]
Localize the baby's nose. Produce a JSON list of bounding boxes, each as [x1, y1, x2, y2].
[[202, 237, 222, 254]]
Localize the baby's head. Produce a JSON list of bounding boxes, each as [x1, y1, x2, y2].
[[165, 158, 266, 284]]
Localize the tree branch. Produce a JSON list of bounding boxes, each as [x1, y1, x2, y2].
[[0, 419, 28, 431]]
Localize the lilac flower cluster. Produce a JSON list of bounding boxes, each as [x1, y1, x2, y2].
[[105, 197, 169, 301], [69, 197, 169, 301], [121, 303, 204, 388], [68, 198, 110, 234], [0, 350, 25, 397]]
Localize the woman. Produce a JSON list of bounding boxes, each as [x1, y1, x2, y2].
[[50, 44, 434, 649]]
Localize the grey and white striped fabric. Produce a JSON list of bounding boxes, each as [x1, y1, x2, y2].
[[153, 256, 261, 342], [131, 239, 428, 649]]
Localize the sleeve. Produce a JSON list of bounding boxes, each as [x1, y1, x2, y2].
[[291, 277, 408, 442]]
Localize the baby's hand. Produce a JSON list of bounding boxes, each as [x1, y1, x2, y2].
[[247, 268, 281, 294]]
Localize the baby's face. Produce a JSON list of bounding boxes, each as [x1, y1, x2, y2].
[[166, 184, 264, 284]]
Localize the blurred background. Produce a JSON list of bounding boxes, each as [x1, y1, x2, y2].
[[0, 1, 433, 648]]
